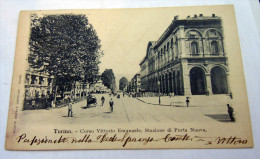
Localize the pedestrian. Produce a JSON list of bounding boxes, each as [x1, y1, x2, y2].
[[109, 98, 114, 112], [32, 99, 36, 109], [68, 98, 73, 117], [229, 92, 233, 99], [227, 104, 235, 122], [186, 97, 190, 107], [101, 96, 105, 106]]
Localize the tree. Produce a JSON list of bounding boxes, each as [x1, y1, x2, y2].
[[28, 14, 103, 97], [119, 77, 128, 91], [101, 69, 116, 91]]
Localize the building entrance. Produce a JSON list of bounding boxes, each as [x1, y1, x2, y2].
[[211, 66, 228, 94], [190, 67, 207, 95]]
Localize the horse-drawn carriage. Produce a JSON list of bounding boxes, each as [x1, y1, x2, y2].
[[87, 95, 97, 107]]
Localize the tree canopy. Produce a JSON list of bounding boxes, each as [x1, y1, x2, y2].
[[29, 14, 102, 91], [119, 77, 128, 91], [101, 69, 116, 91]]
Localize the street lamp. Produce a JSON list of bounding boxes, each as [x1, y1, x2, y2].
[[157, 80, 161, 105]]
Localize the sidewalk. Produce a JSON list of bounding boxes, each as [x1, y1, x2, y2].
[[136, 94, 231, 107]]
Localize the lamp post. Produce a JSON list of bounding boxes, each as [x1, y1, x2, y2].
[[157, 80, 161, 105]]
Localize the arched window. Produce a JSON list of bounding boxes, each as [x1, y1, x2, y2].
[[211, 41, 219, 54], [171, 38, 173, 48], [167, 42, 169, 51], [191, 41, 199, 54]]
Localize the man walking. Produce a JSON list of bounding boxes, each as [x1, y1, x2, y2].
[[101, 96, 105, 106], [186, 97, 190, 107], [109, 98, 114, 113], [68, 98, 73, 117]]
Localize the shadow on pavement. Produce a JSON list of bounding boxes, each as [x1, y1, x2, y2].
[[136, 98, 185, 107], [81, 105, 96, 109], [205, 114, 234, 122]]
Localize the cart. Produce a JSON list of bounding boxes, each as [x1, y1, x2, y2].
[[87, 95, 97, 107]]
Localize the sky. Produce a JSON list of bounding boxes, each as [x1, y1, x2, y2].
[[85, 8, 177, 85]]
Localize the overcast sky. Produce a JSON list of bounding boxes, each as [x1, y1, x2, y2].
[[86, 8, 178, 83]]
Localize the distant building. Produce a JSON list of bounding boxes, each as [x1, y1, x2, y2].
[[89, 80, 109, 93], [127, 73, 141, 93], [139, 14, 229, 95], [71, 81, 87, 98]]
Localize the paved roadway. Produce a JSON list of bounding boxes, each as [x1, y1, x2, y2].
[[21, 93, 230, 125]]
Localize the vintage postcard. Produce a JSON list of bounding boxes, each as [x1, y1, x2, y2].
[[5, 5, 253, 150]]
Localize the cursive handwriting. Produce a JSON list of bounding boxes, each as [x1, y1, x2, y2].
[[16, 133, 248, 147]]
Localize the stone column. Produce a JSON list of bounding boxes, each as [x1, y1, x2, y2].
[[179, 26, 186, 57], [205, 73, 213, 95], [166, 75, 168, 94], [183, 73, 191, 95], [171, 73, 174, 94], [160, 77, 162, 93], [164, 76, 167, 93], [162, 77, 164, 93], [168, 75, 171, 93]]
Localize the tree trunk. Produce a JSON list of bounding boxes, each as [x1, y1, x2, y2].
[[74, 81, 76, 99]]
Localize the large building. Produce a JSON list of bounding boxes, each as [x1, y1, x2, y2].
[[139, 14, 229, 96]]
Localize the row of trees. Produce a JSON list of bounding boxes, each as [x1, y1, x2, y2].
[[29, 13, 129, 100], [100, 69, 129, 92], [119, 77, 128, 91], [101, 69, 116, 91], [29, 14, 103, 98]]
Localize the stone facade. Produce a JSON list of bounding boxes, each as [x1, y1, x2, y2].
[[24, 65, 54, 100], [139, 14, 229, 96]]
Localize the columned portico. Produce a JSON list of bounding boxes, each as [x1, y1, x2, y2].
[[139, 14, 230, 98], [205, 73, 213, 95]]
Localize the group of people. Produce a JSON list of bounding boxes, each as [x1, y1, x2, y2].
[[66, 95, 115, 118], [66, 93, 235, 122], [101, 96, 114, 112]]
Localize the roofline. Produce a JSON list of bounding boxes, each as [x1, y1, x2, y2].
[[154, 16, 221, 49]]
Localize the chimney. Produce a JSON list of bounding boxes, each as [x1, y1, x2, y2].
[[187, 15, 190, 18], [194, 14, 197, 18], [212, 14, 216, 17], [199, 14, 203, 17], [174, 15, 179, 20]]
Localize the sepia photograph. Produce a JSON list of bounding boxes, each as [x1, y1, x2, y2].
[[22, 11, 233, 125], [5, 5, 254, 150]]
